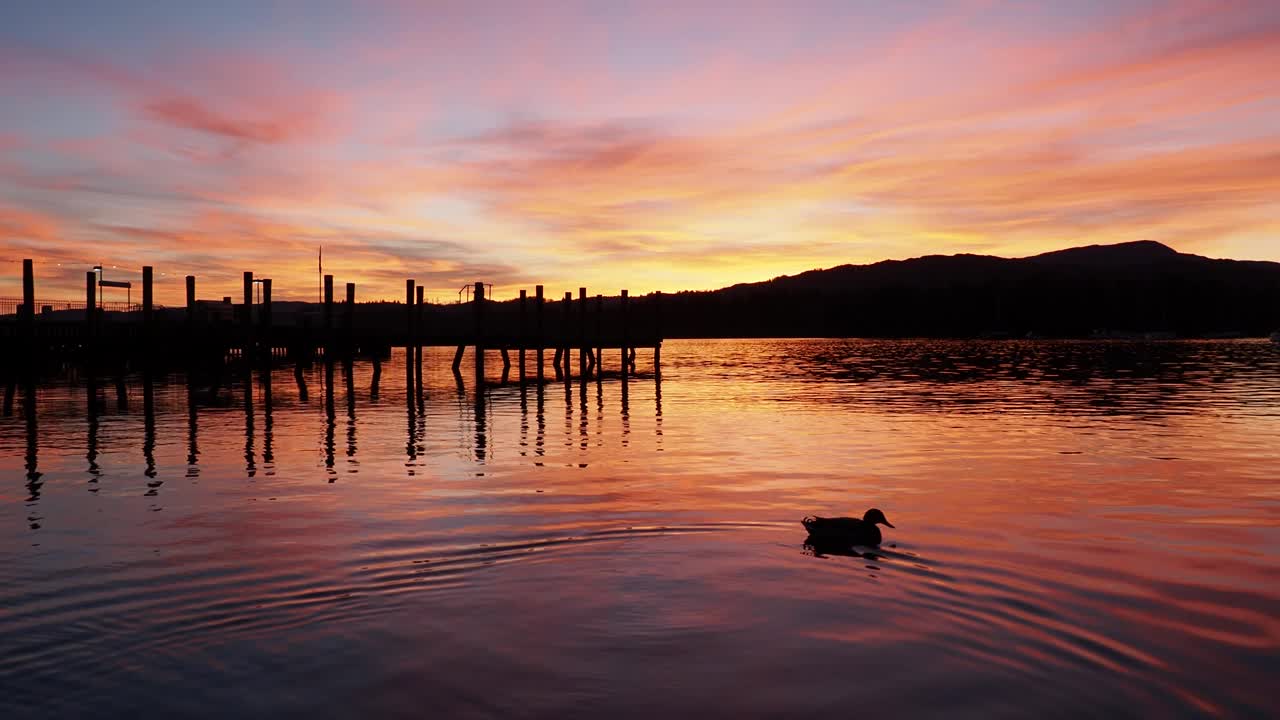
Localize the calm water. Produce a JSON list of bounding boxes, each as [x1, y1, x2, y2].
[[2, 340, 1278, 718]]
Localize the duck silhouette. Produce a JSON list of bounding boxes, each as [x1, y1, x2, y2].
[[802, 509, 895, 546]]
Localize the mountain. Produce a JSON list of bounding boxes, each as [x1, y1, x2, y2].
[[658, 241, 1280, 338]]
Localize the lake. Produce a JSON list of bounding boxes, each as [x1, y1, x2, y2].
[[2, 339, 1278, 718]]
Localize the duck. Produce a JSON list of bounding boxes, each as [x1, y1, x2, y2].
[[802, 508, 895, 546]]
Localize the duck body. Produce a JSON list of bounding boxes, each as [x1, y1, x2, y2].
[[802, 508, 894, 546]]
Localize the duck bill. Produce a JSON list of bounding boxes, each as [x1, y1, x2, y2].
[[882, 520, 895, 528]]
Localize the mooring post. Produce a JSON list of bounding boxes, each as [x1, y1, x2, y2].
[[578, 287, 587, 378], [142, 265, 154, 330], [323, 274, 334, 355], [242, 271, 254, 361], [21, 258, 34, 334], [406, 279, 416, 352], [243, 271, 254, 323], [562, 292, 572, 382], [596, 294, 603, 377], [535, 285, 545, 382], [185, 275, 196, 328], [474, 280, 485, 384], [653, 290, 662, 375], [344, 282, 355, 354], [620, 289, 629, 378], [518, 289, 527, 381], [85, 271, 96, 339]]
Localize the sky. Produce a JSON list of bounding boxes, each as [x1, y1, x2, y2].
[[1, 0, 1279, 304]]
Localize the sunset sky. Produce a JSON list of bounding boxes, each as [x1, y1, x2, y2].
[[2, 0, 1278, 303]]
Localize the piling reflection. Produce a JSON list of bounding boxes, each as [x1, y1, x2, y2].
[[186, 372, 200, 477], [87, 371, 102, 489], [535, 382, 546, 464], [519, 383, 529, 457], [143, 373, 158, 492], [406, 350, 418, 466], [474, 385, 487, 463], [244, 364, 256, 479], [24, 380, 40, 501], [294, 362, 309, 403], [324, 359, 336, 481], [655, 371, 663, 449], [261, 365, 274, 470], [345, 360, 357, 473], [620, 371, 630, 447]]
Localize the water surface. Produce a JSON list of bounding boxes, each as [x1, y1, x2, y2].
[[2, 340, 1278, 718]]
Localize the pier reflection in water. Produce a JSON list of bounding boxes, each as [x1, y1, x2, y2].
[[1, 340, 1279, 719]]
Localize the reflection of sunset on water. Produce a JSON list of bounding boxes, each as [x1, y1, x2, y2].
[[1, 340, 1277, 716]]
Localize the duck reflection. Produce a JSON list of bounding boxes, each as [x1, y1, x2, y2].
[[803, 539, 884, 562]]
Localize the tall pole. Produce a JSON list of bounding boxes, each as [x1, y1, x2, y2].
[[518, 289, 527, 381], [620, 289, 629, 379], [141, 265, 154, 331], [345, 282, 355, 352], [562, 291, 572, 382], [21, 259, 34, 326], [242, 271, 254, 358], [474, 280, 486, 385], [535, 285, 544, 382], [85, 271, 96, 339], [406, 279, 416, 355], [578, 287, 587, 378]]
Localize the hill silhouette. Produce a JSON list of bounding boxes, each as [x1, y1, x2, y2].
[[657, 241, 1280, 338]]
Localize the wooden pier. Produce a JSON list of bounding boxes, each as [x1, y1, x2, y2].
[[0, 260, 663, 384]]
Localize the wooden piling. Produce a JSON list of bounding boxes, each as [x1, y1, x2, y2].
[[85, 271, 96, 338], [653, 291, 662, 374], [344, 282, 355, 347], [518, 289, 527, 381], [415, 285, 424, 383], [578, 287, 587, 378], [474, 280, 485, 383], [243, 271, 253, 324], [142, 265, 154, 330], [535, 285, 545, 382], [620, 289, 629, 378], [21, 259, 34, 330], [406, 279, 416, 349], [323, 274, 334, 334], [596, 294, 603, 376], [185, 275, 196, 327], [562, 291, 572, 382]]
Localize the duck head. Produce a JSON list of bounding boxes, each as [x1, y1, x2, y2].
[[863, 508, 895, 528]]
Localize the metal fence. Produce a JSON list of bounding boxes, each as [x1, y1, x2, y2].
[[0, 297, 148, 316]]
